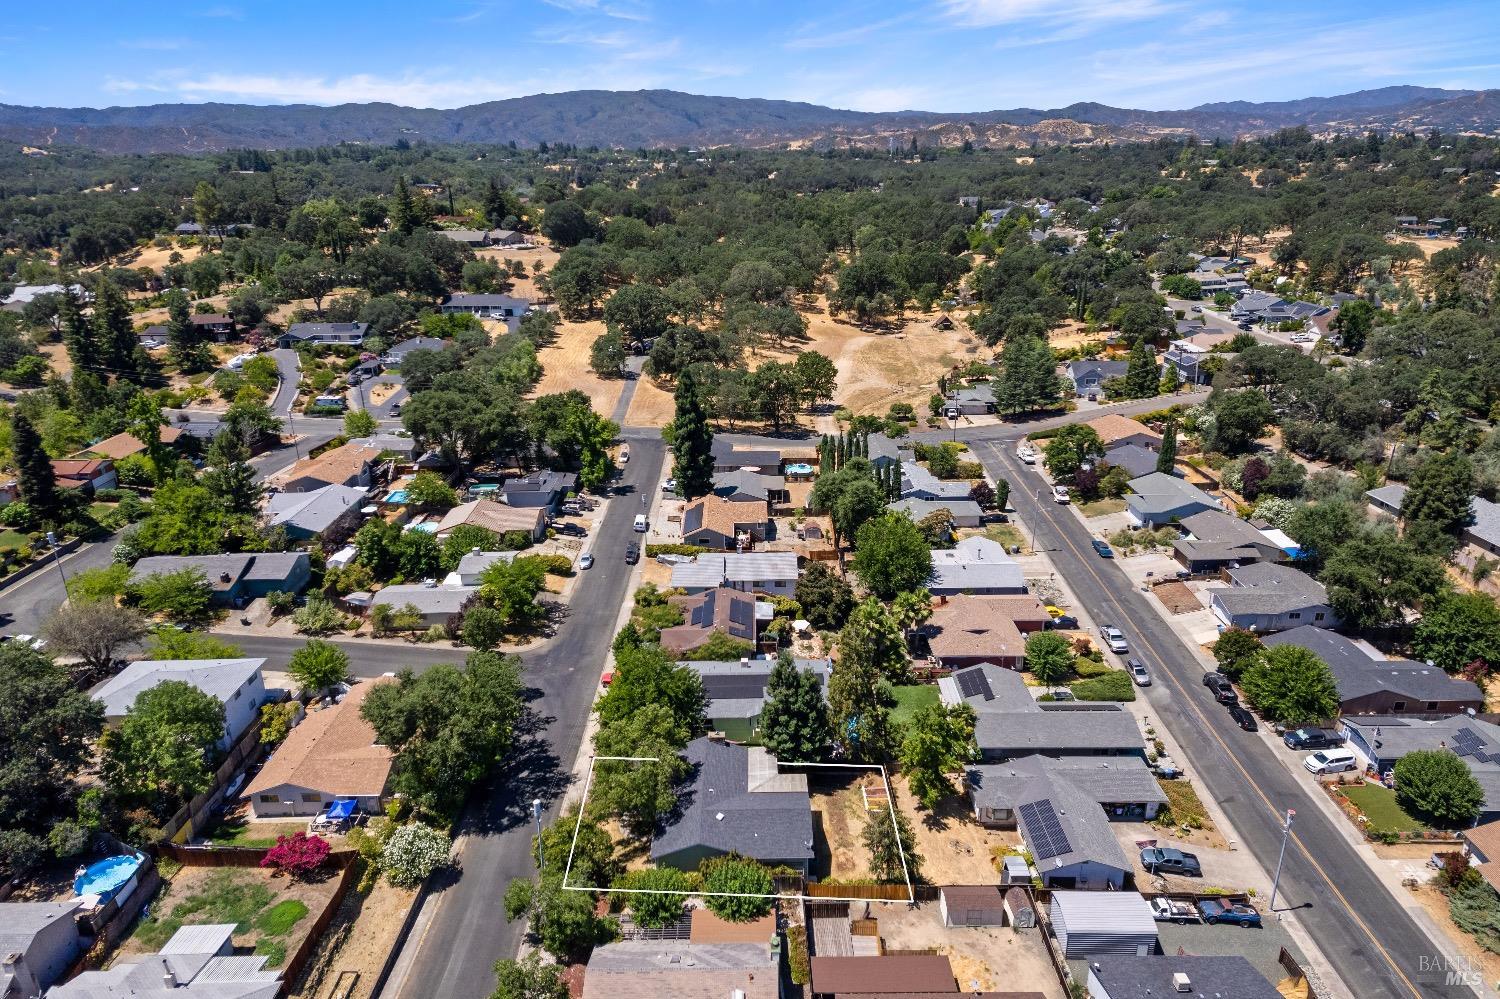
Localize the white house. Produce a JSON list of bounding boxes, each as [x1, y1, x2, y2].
[[93, 658, 268, 749]]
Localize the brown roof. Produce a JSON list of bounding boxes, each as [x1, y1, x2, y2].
[[924, 595, 1049, 661], [434, 499, 547, 537], [190, 313, 230, 324], [660, 587, 759, 654], [685, 495, 767, 542], [243, 678, 394, 800], [689, 907, 776, 944], [50, 458, 113, 486], [810, 956, 957, 995], [83, 427, 184, 460], [940, 885, 1004, 909], [581, 941, 776, 999], [1476, 861, 1500, 894], [1086, 414, 1162, 447], [1465, 819, 1500, 862], [282, 442, 382, 488]]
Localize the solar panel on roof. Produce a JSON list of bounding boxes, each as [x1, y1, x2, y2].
[[1018, 799, 1073, 861], [956, 669, 986, 700], [1456, 746, 1474, 758]]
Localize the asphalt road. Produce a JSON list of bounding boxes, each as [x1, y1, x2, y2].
[[970, 437, 1476, 999], [269, 348, 301, 418], [388, 434, 670, 999]]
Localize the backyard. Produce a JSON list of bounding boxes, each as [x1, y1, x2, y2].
[[890, 684, 940, 730], [1339, 782, 1429, 836]]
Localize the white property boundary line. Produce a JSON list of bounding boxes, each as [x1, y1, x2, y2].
[[562, 755, 915, 904]]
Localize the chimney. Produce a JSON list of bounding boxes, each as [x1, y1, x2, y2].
[[471, 547, 481, 555], [1172, 972, 1192, 992], [163, 967, 178, 988]]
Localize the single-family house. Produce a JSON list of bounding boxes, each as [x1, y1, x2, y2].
[[866, 432, 902, 471], [434, 499, 548, 542], [277, 321, 368, 348], [681, 495, 771, 549], [887, 497, 984, 528], [370, 583, 478, 628], [677, 657, 830, 741], [1164, 329, 1236, 385], [711, 441, 781, 474], [0, 899, 85, 998], [944, 384, 996, 416], [445, 550, 516, 587], [968, 754, 1165, 828], [1209, 562, 1334, 633], [48, 923, 280, 999], [668, 552, 800, 596], [927, 535, 1026, 595], [439, 293, 533, 331], [711, 469, 786, 505], [1125, 472, 1220, 527], [1366, 483, 1500, 559], [1230, 290, 1283, 322], [1049, 891, 1158, 959], [1171, 509, 1291, 573], [920, 595, 1049, 669], [652, 736, 815, 873], [264, 484, 367, 544], [809, 955, 959, 998], [581, 940, 778, 999], [1087, 415, 1161, 452], [94, 658, 269, 748], [1462, 821, 1500, 891], [279, 442, 384, 493], [0, 284, 88, 314], [244, 679, 395, 819], [1087, 956, 1281, 999], [437, 229, 506, 247], [1101, 443, 1162, 480], [137, 324, 170, 347], [80, 426, 186, 461], [346, 433, 422, 461], [1263, 626, 1483, 717], [900, 460, 974, 503], [381, 336, 448, 365], [174, 221, 204, 236], [1340, 715, 1500, 818], [49, 458, 117, 493], [660, 587, 771, 655], [189, 313, 234, 341], [940, 662, 1147, 763], [128, 553, 312, 606], [1067, 359, 1129, 398], [501, 470, 577, 509]]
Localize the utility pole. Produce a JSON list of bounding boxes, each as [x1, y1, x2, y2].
[[532, 798, 544, 871], [45, 531, 69, 592], [1268, 808, 1295, 914]]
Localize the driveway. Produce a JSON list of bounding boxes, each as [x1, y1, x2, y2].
[[268, 348, 301, 418], [967, 437, 1477, 999], [351, 373, 408, 420]]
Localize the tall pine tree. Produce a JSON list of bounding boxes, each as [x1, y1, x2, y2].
[[93, 280, 136, 371], [671, 368, 715, 501], [165, 291, 206, 372], [1156, 420, 1178, 474], [759, 652, 830, 761], [1123, 340, 1159, 399], [391, 176, 415, 235], [12, 413, 59, 523], [202, 433, 264, 517], [994, 334, 1063, 414], [58, 288, 99, 376]]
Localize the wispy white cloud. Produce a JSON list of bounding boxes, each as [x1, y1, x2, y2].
[[540, 0, 651, 22], [119, 38, 192, 51], [938, 0, 1178, 28], [783, 11, 918, 50]]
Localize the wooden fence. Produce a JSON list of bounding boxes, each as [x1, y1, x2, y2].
[[803, 882, 938, 902], [154, 841, 358, 868], [1278, 947, 1319, 999], [280, 854, 360, 996]]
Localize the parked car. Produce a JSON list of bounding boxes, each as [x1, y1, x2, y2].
[[1101, 625, 1128, 654], [1140, 847, 1202, 877], [1284, 727, 1343, 751], [1196, 899, 1262, 927], [1127, 659, 1150, 686], [1017, 446, 1037, 465], [1304, 748, 1358, 775], [619, 444, 631, 463], [1150, 897, 1200, 923], [633, 514, 648, 532], [1190, 305, 1203, 313], [1237, 321, 1254, 331], [389, 403, 402, 416], [661, 478, 677, 493], [1091, 538, 1114, 558], [578, 552, 594, 570], [624, 543, 640, 565], [1050, 614, 1080, 630], [1203, 672, 1237, 703], [555, 522, 586, 537], [1052, 484, 1071, 503], [1228, 704, 1258, 731]]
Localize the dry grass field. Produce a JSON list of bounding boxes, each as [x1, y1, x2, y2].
[[532, 318, 625, 415]]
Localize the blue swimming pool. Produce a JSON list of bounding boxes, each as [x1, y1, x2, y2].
[[385, 489, 409, 504], [785, 463, 814, 476], [74, 854, 141, 899]]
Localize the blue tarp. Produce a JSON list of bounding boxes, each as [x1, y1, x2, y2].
[[327, 798, 356, 820]]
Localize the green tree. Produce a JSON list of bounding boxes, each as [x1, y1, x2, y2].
[[597, 642, 707, 734], [1394, 750, 1484, 827], [491, 952, 569, 999], [899, 703, 977, 809], [603, 283, 674, 343], [93, 280, 136, 370], [11, 413, 59, 524], [671, 367, 715, 501], [1043, 424, 1105, 481], [165, 289, 209, 371], [128, 568, 214, 622], [1203, 390, 1272, 455], [1332, 298, 1375, 355], [65, 563, 132, 604], [462, 606, 506, 651], [1240, 645, 1338, 725], [1024, 631, 1075, 687], [360, 653, 525, 819], [533, 809, 618, 886], [795, 562, 856, 631], [994, 334, 1065, 414], [702, 856, 774, 922], [145, 628, 244, 660], [759, 653, 830, 761], [828, 601, 905, 761], [125, 394, 169, 484], [611, 867, 692, 928], [287, 639, 350, 694], [132, 480, 229, 555], [853, 512, 934, 600], [1211, 628, 1264, 681], [862, 806, 921, 883], [811, 461, 885, 551], [504, 876, 611, 961], [747, 361, 803, 433], [201, 433, 264, 517], [58, 288, 99, 376], [793, 351, 838, 409], [478, 556, 549, 631], [42, 602, 149, 681], [343, 408, 378, 438], [1412, 591, 1500, 675], [1122, 340, 1159, 398], [1156, 419, 1178, 474], [1322, 530, 1446, 631], [590, 331, 626, 377], [591, 704, 689, 836], [102, 680, 226, 805], [406, 469, 459, 508], [193, 181, 224, 241], [1401, 451, 1475, 554], [389, 176, 416, 235]]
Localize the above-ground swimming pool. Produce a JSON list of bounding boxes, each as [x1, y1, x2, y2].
[[74, 854, 142, 898], [785, 463, 814, 476]]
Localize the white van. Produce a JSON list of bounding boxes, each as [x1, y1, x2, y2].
[[1303, 748, 1357, 775], [633, 514, 648, 533]]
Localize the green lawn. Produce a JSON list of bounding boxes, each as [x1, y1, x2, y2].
[[0, 529, 29, 554], [1343, 782, 1429, 835], [202, 816, 306, 848], [132, 870, 274, 950], [983, 523, 1026, 552], [890, 684, 940, 729], [1078, 498, 1127, 518]]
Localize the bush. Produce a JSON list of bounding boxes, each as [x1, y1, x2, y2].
[[1395, 749, 1485, 827], [265, 590, 295, 616], [701, 856, 774, 922], [645, 543, 709, 557], [260, 832, 331, 879], [530, 553, 573, 576], [292, 595, 346, 635], [1070, 670, 1135, 701], [380, 822, 451, 887]]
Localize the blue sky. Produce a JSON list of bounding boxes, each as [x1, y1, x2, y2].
[[3, 1, 1499, 112]]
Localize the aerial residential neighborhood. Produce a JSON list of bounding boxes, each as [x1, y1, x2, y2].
[[6, 10, 1500, 999]]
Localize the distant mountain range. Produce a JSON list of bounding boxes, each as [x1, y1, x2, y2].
[[2, 86, 1497, 155]]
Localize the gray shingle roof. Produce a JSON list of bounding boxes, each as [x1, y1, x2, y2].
[[940, 664, 1146, 756], [866, 432, 902, 465], [1067, 359, 1128, 384], [94, 659, 266, 719], [129, 554, 251, 593], [672, 552, 800, 591], [456, 551, 517, 577], [371, 583, 477, 614], [1102, 444, 1160, 479], [680, 658, 830, 720], [888, 498, 982, 521], [1008, 764, 1131, 874], [901, 460, 974, 500], [651, 737, 815, 864], [1262, 626, 1483, 705], [711, 469, 783, 501], [265, 485, 367, 535], [1126, 473, 1219, 517], [0, 899, 80, 958], [1090, 955, 1281, 999], [1213, 563, 1327, 616], [968, 755, 1166, 814]]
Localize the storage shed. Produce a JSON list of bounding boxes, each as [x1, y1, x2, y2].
[[1049, 890, 1157, 958], [1004, 886, 1036, 928], [939, 885, 1006, 927]]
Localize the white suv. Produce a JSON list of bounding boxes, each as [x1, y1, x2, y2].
[[1052, 484, 1070, 503], [1101, 625, 1128, 654]]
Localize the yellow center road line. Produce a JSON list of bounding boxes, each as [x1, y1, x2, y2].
[[977, 440, 1425, 999]]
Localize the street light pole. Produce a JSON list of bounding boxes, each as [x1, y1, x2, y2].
[[45, 531, 69, 591], [532, 798, 544, 871], [1268, 808, 1295, 914]]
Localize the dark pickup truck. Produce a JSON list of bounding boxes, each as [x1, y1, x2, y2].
[[1140, 847, 1202, 877], [1284, 727, 1343, 751], [1202, 672, 1238, 704]]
